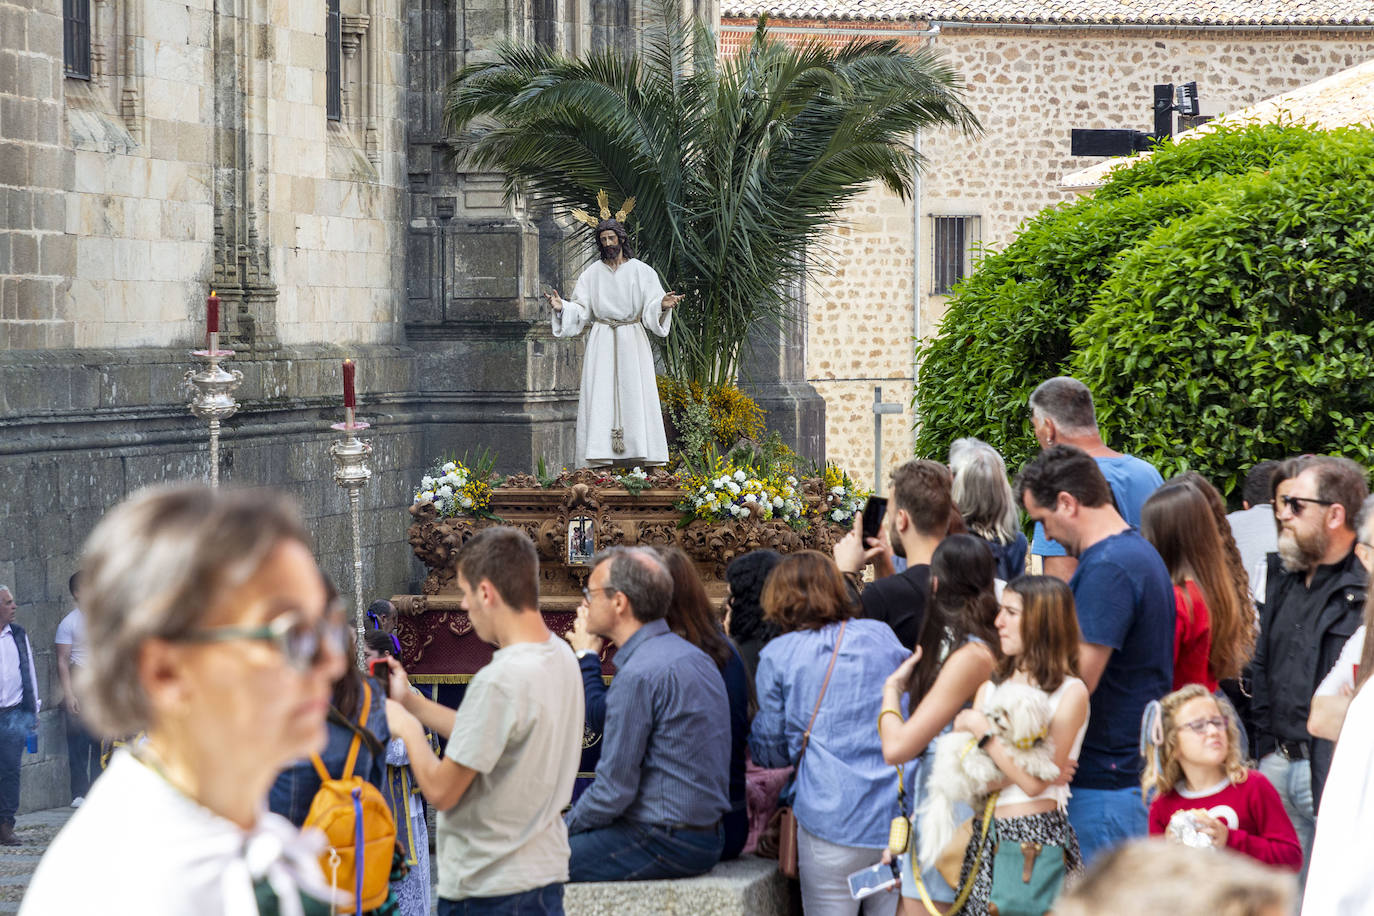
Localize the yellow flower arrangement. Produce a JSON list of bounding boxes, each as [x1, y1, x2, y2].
[[678, 454, 804, 525]]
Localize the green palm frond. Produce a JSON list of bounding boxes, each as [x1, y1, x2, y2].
[[443, 1, 980, 388]]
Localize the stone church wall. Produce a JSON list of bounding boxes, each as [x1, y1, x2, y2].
[[0, 0, 417, 810]]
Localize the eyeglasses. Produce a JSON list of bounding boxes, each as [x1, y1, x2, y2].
[[582, 585, 618, 603], [1179, 716, 1228, 736], [181, 610, 349, 671], [1279, 494, 1335, 516]]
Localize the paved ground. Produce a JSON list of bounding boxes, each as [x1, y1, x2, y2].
[[0, 807, 75, 913]]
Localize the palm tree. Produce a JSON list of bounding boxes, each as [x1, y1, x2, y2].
[[444, 9, 980, 390]]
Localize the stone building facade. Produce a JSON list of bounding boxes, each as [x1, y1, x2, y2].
[[720, 9, 1374, 477], [0, 0, 698, 809]]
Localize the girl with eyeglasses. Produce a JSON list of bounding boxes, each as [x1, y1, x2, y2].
[[1141, 684, 1301, 870]]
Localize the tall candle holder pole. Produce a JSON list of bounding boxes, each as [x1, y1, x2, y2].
[[185, 332, 242, 488], [331, 408, 372, 670]]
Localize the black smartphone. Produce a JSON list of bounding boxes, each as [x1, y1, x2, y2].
[[861, 496, 887, 543], [368, 659, 389, 679]]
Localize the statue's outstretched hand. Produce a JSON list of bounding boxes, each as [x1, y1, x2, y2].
[[661, 292, 683, 311], [545, 289, 563, 312]]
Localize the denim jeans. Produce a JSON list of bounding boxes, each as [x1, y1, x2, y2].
[[65, 707, 101, 800], [438, 883, 563, 915], [1066, 786, 1148, 866], [568, 820, 723, 882], [0, 707, 34, 826], [1258, 752, 1313, 886]]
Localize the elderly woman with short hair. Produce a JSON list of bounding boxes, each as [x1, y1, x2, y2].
[[749, 550, 910, 916], [22, 484, 349, 916]]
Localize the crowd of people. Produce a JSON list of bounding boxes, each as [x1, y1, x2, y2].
[[10, 374, 1374, 914]]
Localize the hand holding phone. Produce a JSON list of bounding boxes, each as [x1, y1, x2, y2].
[[369, 658, 389, 679], [847, 861, 898, 900], [861, 496, 888, 543]]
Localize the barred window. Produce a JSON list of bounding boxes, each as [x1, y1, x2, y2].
[[931, 215, 981, 295], [63, 0, 91, 80], [326, 0, 342, 121]]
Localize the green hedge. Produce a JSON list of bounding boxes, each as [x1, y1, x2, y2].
[[914, 122, 1374, 497]]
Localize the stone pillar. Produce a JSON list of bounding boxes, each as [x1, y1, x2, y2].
[[739, 292, 827, 466], [404, 0, 587, 473], [210, 0, 278, 353]]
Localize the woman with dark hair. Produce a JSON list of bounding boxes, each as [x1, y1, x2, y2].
[[270, 623, 400, 914], [1141, 476, 1255, 692], [363, 631, 430, 916], [566, 546, 752, 860], [724, 550, 783, 681], [749, 551, 908, 915], [877, 534, 1001, 912]]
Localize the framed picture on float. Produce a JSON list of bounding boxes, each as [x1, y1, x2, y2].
[[568, 515, 595, 566]]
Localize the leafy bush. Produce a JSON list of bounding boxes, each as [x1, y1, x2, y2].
[[914, 122, 1374, 497]]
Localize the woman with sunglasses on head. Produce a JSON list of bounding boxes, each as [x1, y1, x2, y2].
[[22, 484, 349, 916]]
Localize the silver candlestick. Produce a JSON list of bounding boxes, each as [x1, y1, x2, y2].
[[184, 332, 242, 488], [331, 408, 373, 669]]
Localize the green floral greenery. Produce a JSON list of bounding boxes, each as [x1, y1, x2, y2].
[[1079, 127, 1374, 494], [913, 122, 1374, 498]]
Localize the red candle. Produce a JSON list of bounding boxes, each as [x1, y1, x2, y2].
[[343, 359, 356, 408], [207, 291, 220, 333]]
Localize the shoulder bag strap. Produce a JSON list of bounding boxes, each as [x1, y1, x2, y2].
[[797, 619, 847, 767]]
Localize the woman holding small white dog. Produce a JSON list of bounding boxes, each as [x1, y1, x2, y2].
[[948, 575, 1089, 915]]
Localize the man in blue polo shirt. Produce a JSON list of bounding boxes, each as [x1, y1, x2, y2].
[[1016, 445, 1174, 864], [1027, 377, 1163, 581]]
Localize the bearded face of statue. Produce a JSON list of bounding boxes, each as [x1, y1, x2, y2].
[[598, 228, 622, 262]]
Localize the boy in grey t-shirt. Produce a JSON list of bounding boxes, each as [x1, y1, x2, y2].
[[384, 528, 584, 911]]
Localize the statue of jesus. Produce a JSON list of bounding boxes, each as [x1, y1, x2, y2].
[[545, 197, 682, 467]]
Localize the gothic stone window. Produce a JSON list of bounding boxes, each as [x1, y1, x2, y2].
[[931, 215, 981, 295], [64, 0, 92, 80]]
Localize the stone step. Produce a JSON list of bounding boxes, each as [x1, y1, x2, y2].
[[565, 856, 789, 916]]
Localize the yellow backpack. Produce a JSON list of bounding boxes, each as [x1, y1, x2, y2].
[[303, 682, 396, 914]]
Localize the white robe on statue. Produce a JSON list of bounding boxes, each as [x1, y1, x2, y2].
[[553, 258, 672, 466]]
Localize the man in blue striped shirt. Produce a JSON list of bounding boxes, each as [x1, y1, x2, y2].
[[566, 547, 731, 881]]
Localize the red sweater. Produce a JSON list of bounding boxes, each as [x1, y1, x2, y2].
[[1173, 580, 1216, 692], [1148, 771, 1302, 870]]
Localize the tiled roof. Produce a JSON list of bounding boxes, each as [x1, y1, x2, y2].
[[721, 0, 1374, 25], [1059, 56, 1374, 189]]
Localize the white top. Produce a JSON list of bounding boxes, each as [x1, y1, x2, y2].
[[55, 608, 87, 668], [985, 676, 1089, 810], [1315, 625, 1366, 698], [0, 625, 40, 711], [438, 635, 584, 900], [1302, 684, 1374, 915], [21, 750, 339, 916]]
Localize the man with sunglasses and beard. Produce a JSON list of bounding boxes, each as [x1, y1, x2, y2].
[[546, 216, 682, 468], [1250, 454, 1368, 885]]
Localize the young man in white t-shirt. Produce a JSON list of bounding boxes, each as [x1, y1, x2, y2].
[[55, 572, 101, 807], [383, 527, 584, 914]]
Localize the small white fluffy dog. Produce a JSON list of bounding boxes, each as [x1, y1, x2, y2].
[[917, 681, 1060, 866]]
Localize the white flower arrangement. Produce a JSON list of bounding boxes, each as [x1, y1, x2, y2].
[[679, 458, 805, 525], [822, 463, 871, 526], [413, 457, 494, 518]]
